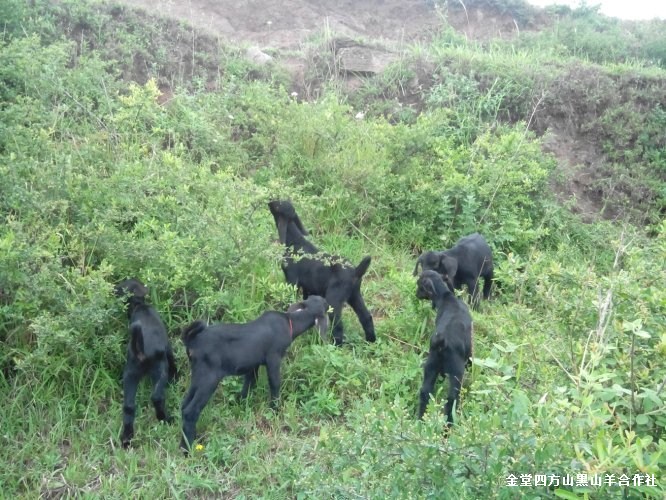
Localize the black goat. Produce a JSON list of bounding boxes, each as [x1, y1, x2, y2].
[[414, 232, 493, 306], [268, 200, 375, 346], [416, 270, 473, 425], [115, 278, 177, 448], [179, 295, 329, 452]]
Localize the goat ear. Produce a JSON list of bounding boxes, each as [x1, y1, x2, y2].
[[287, 301, 305, 313], [133, 282, 149, 298], [293, 214, 309, 235], [413, 255, 423, 276], [422, 277, 437, 297], [441, 254, 458, 279], [277, 217, 288, 244], [315, 314, 329, 341]]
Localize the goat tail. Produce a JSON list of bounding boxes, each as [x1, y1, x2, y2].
[[182, 320, 207, 346], [129, 323, 145, 360], [355, 256, 372, 279], [167, 347, 179, 382]]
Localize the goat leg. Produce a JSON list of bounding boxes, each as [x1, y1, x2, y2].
[[327, 300, 345, 346], [265, 355, 282, 409], [348, 290, 376, 342], [482, 273, 493, 300], [463, 277, 481, 310], [444, 367, 465, 425], [121, 367, 142, 448], [418, 356, 439, 419], [150, 359, 172, 423], [180, 376, 220, 453], [239, 367, 259, 400]]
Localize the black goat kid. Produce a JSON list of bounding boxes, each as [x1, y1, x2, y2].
[[115, 278, 177, 448], [416, 271, 473, 425], [414, 232, 493, 307], [180, 295, 329, 452], [268, 200, 375, 346]]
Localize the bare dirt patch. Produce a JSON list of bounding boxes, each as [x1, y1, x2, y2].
[[115, 0, 529, 51], [121, 0, 438, 49]]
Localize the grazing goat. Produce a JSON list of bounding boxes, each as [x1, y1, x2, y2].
[[414, 232, 493, 307], [115, 278, 177, 448], [268, 200, 376, 346], [415, 270, 473, 425], [179, 295, 329, 452]]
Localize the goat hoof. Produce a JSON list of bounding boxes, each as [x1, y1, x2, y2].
[[365, 333, 376, 343], [179, 441, 191, 455], [121, 438, 132, 449]]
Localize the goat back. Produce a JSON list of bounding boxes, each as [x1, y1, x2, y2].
[[129, 323, 146, 360], [433, 312, 472, 353], [450, 233, 493, 273], [129, 321, 168, 361]]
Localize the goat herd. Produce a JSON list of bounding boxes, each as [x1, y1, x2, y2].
[[115, 201, 494, 452]]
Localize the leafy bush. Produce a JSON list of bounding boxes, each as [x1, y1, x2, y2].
[[516, 4, 666, 68], [379, 118, 555, 251]]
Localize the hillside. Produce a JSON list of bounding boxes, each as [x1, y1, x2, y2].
[[45, 0, 666, 222], [0, 0, 665, 498], [116, 0, 543, 48]]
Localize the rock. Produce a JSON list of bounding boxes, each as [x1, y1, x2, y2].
[[336, 45, 397, 76], [246, 46, 273, 65]]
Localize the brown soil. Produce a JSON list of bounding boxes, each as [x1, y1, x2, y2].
[[119, 0, 527, 50], [541, 128, 616, 222]]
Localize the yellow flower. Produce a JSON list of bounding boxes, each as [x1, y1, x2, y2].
[[195, 444, 204, 451]]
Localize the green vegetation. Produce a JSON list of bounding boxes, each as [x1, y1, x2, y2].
[[0, 0, 664, 497]]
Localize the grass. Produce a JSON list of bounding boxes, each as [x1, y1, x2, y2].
[[0, 279, 423, 497], [0, 231, 536, 495], [0, 0, 665, 498], [3, 232, 660, 497]]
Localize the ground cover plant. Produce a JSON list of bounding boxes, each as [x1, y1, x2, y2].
[[0, 0, 664, 497]]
